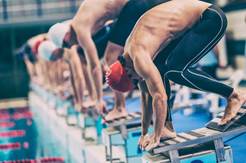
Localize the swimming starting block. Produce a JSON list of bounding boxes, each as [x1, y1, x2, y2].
[[103, 112, 142, 138], [143, 143, 233, 163], [206, 106, 246, 132], [77, 107, 99, 141], [147, 107, 246, 163], [102, 112, 142, 163]]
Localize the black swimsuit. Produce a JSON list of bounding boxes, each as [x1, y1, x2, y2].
[[153, 5, 233, 120], [108, 0, 170, 46]]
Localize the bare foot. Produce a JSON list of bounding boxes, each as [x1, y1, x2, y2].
[[104, 108, 128, 121], [76, 100, 96, 113], [139, 127, 176, 151], [219, 90, 246, 125], [96, 100, 107, 114], [160, 127, 177, 139]]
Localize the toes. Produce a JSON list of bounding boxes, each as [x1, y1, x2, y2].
[[142, 140, 150, 149], [219, 116, 232, 125], [218, 119, 227, 125], [219, 109, 239, 126]]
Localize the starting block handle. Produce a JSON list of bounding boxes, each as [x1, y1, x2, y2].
[[169, 149, 180, 163], [214, 138, 226, 162]]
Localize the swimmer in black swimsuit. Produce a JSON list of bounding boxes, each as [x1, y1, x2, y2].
[[103, 0, 170, 121], [48, 0, 129, 113], [107, 1, 246, 150]]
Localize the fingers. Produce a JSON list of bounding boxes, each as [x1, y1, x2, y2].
[[138, 135, 160, 151], [145, 141, 159, 151], [138, 134, 149, 150], [141, 138, 150, 150], [138, 137, 144, 150]]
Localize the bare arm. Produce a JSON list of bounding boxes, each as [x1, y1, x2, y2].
[[138, 81, 153, 136], [80, 58, 96, 101], [58, 62, 75, 99], [47, 62, 55, 89], [23, 56, 35, 79], [132, 52, 168, 139], [67, 47, 86, 107], [77, 30, 103, 102]]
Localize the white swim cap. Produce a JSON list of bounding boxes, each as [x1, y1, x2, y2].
[[38, 40, 57, 61], [48, 22, 70, 48]]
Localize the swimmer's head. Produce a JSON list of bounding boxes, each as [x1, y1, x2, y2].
[[32, 38, 45, 56], [38, 40, 64, 61], [106, 59, 134, 92], [48, 21, 77, 48], [17, 39, 43, 63]]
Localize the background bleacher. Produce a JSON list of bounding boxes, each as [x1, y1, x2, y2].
[[0, 0, 82, 27]]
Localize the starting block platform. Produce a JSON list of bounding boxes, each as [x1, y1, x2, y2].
[[102, 112, 143, 163], [102, 111, 142, 141], [77, 110, 98, 141], [148, 107, 246, 163], [143, 143, 233, 163], [103, 112, 141, 129], [206, 106, 246, 132]]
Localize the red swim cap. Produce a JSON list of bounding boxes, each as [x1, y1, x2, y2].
[[32, 39, 43, 55], [106, 61, 133, 92]]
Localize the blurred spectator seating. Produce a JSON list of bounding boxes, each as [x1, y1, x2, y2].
[[0, 0, 82, 26]]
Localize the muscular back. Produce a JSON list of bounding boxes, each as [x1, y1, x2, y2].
[[125, 0, 210, 59], [72, 0, 127, 35]]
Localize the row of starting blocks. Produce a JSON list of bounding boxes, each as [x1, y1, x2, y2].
[[30, 83, 145, 162], [30, 81, 246, 163]]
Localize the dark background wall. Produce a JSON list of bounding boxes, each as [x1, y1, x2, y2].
[[0, 0, 244, 100], [0, 25, 50, 99], [0, 0, 81, 100]]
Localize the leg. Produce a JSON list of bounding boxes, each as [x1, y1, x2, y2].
[[165, 6, 246, 124], [68, 48, 87, 110], [104, 91, 128, 120], [138, 81, 176, 150], [103, 42, 128, 120]]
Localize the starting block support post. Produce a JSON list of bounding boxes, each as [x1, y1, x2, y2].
[[214, 137, 226, 162], [169, 149, 180, 163], [102, 112, 142, 163], [145, 107, 246, 163]]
